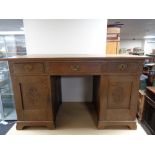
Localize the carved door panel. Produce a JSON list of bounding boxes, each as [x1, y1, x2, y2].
[[100, 75, 139, 121], [13, 76, 53, 121]]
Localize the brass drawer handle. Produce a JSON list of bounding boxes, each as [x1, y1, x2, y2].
[[118, 64, 127, 71], [70, 65, 80, 71], [24, 64, 33, 71]]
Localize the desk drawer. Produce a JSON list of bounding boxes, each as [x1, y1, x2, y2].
[[107, 62, 141, 73], [13, 62, 45, 74], [48, 62, 101, 75]]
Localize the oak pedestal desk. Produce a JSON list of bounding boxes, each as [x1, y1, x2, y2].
[[1, 54, 146, 130]]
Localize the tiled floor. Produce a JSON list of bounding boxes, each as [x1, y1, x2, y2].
[[7, 102, 147, 135]]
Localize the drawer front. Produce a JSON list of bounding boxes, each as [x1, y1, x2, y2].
[[48, 62, 101, 75], [13, 62, 45, 74], [107, 62, 141, 73]]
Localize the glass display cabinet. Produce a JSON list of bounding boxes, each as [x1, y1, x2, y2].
[[0, 35, 26, 121], [0, 61, 16, 120]]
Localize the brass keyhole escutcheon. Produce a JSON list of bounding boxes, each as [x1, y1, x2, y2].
[[70, 65, 80, 71], [24, 64, 33, 71], [118, 64, 127, 71]]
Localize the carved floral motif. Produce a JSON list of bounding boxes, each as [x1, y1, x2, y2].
[[26, 87, 40, 105], [111, 85, 124, 104]]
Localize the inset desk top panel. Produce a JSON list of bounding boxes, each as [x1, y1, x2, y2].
[[0, 54, 147, 61]]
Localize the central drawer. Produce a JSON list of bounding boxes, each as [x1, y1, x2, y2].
[[48, 62, 101, 75], [13, 62, 45, 74]]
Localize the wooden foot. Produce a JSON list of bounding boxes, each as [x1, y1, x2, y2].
[[16, 123, 25, 130], [98, 121, 105, 129], [97, 121, 137, 130], [16, 121, 55, 130], [46, 122, 55, 129], [128, 123, 137, 130]]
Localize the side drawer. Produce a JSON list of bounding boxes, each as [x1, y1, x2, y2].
[[107, 62, 142, 73], [48, 62, 101, 75], [13, 62, 45, 74]]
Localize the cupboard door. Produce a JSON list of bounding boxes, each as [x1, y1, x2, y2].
[[13, 76, 53, 121], [100, 75, 139, 121]]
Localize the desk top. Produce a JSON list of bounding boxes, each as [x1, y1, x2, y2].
[[0, 54, 147, 61]]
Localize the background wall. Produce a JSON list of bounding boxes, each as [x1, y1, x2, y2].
[[23, 19, 107, 102], [144, 39, 155, 54], [120, 39, 144, 49]]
